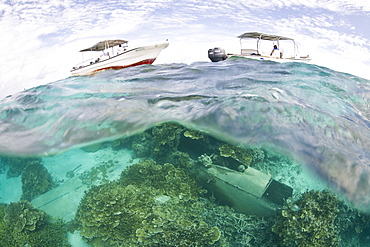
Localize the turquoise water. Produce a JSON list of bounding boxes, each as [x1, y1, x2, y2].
[[0, 58, 370, 246]]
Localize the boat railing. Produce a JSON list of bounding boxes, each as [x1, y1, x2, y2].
[[71, 47, 140, 71], [72, 55, 109, 70]]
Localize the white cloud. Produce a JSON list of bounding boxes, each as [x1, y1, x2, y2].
[[1, 0, 370, 99], [0, 0, 158, 98], [236, 0, 370, 12]]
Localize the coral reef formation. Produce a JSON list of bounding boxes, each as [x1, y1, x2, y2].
[[183, 129, 204, 139], [152, 122, 184, 152], [201, 200, 279, 246], [0, 200, 70, 247], [4, 200, 45, 232], [0, 156, 41, 178], [129, 132, 154, 157], [149, 122, 190, 165], [7, 121, 364, 246], [77, 159, 226, 246], [124, 122, 257, 171], [74, 122, 290, 246], [21, 160, 55, 201], [336, 199, 370, 246], [166, 150, 195, 169], [0, 203, 13, 246], [273, 190, 339, 247], [119, 159, 202, 199], [219, 143, 253, 167], [79, 159, 116, 187], [76, 182, 149, 246]]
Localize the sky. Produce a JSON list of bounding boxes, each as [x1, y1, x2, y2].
[[0, 0, 370, 99]]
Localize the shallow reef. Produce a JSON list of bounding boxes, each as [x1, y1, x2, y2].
[[76, 160, 227, 246], [126, 122, 256, 171], [219, 143, 253, 167], [336, 198, 370, 246], [273, 190, 339, 247], [0, 200, 70, 246], [21, 160, 55, 201], [74, 121, 370, 247], [0, 156, 41, 178], [273, 190, 370, 247], [2, 121, 370, 246], [76, 157, 287, 246], [79, 159, 116, 187]]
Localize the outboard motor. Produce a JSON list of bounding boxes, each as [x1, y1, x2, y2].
[[208, 47, 227, 62]]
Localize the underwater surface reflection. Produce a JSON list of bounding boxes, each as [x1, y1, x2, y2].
[[1, 60, 370, 246]]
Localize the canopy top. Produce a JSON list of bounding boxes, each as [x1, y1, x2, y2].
[[238, 32, 293, 41], [80, 40, 128, 52]]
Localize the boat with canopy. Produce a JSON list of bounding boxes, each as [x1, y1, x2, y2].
[[208, 32, 310, 63], [71, 39, 169, 76]]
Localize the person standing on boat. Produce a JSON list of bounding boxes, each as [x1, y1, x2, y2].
[[270, 45, 278, 56], [270, 45, 283, 58], [117, 44, 123, 54]]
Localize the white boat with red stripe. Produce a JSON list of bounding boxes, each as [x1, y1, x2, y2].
[[71, 39, 169, 76]]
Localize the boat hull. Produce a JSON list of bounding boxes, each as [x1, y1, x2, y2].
[[228, 54, 311, 63], [71, 42, 168, 76]]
